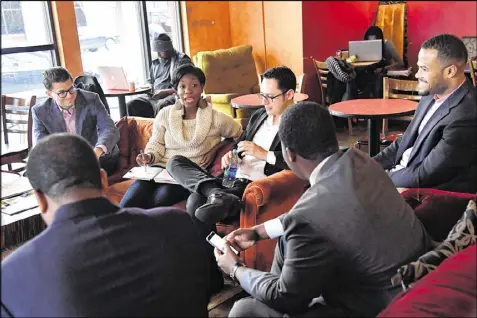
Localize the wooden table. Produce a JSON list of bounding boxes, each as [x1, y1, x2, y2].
[[1, 172, 43, 249], [104, 87, 151, 118], [329, 99, 418, 157], [350, 60, 380, 67], [231, 93, 309, 113]]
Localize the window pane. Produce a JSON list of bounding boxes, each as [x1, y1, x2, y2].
[[145, 1, 183, 58], [1, 51, 55, 96], [76, 1, 148, 86], [1, 1, 53, 48]]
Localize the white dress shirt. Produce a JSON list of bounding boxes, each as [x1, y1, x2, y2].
[[236, 115, 278, 181], [391, 80, 465, 172], [263, 154, 333, 239]]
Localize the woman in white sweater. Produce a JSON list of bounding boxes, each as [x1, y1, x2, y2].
[[120, 65, 242, 208]]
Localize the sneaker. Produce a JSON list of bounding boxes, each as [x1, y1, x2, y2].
[[195, 190, 243, 224]]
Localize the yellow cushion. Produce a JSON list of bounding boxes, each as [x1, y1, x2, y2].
[[196, 45, 259, 95], [208, 93, 240, 105]]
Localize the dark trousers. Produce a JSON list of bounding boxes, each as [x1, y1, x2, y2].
[[126, 94, 176, 118], [166, 155, 250, 294], [99, 144, 120, 176], [119, 179, 190, 209], [229, 237, 356, 318]]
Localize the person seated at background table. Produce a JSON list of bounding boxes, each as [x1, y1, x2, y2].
[[126, 33, 192, 118], [32, 66, 120, 176], [120, 64, 242, 209], [357, 26, 406, 98], [215, 101, 430, 318], [1, 134, 210, 317], [374, 34, 477, 193]]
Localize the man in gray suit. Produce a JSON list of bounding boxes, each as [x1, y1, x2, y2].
[[32, 67, 120, 175], [215, 102, 431, 317]]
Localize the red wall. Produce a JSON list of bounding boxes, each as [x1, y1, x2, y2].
[[302, 1, 477, 103]]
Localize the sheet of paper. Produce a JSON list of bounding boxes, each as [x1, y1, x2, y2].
[[1, 191, 39, 215], [1, 175, 33, 199], [123, 166, 163, 181], [153, 169, 178, 184]]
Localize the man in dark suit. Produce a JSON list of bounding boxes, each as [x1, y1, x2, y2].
[[32, 67, 120, 175], [1, 134, 210, 317], [215, 102, 431, 317], [374, 34, 477, 193], [166, 66, 296, 294]]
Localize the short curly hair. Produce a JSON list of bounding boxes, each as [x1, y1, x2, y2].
[[279, 101, 339, 160], [421, 34, 468, 66]]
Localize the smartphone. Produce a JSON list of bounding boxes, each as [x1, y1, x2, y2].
[[206, 231, 239, 255]]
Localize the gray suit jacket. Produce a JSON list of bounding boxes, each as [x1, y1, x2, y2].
[[239, 148, 431, 317], [374, 80, 477, 193], [32, 89, 120, 152]]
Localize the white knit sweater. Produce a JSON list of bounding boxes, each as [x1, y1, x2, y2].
[[145, 103, 242, 167]]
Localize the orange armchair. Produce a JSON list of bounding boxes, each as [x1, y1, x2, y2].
[[240, 170, 309, 271]]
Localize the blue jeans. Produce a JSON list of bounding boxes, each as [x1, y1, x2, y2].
[[119, 180, 191, 209]]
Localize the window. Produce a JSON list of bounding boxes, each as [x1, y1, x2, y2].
[[1, 1, 58, 97]]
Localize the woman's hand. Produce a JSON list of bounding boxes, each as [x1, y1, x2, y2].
[[199, 150, 215, 168], [136, 152, 152, 166]]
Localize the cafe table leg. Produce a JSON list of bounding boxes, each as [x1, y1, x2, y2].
[[368, 118, 382, 157], [118, 96, 127, 118]]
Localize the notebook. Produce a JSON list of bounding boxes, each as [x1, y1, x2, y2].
[[97, 66, 129, 90], [123, 166, 178, 184]]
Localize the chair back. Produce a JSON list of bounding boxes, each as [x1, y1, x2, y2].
[[312, 59, 329, 105], [469, 59, 477, 87], [383, 77, 421, 101], [1, 95, 36, 150], [296, 74, 307, 93]]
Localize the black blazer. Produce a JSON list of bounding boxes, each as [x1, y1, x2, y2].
[[1, 198, 209, 317], [374, 80, 477, 193], [234, 108, 289, 176]]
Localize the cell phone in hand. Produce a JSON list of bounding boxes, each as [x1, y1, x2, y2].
[[206, 231, 239, 255]]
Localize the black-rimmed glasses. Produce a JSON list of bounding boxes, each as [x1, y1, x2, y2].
[[257, 91, 286, 103], [53, 85, 77, 98]]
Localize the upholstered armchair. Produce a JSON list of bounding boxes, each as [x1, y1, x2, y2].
[[193, 45, 260, 128]]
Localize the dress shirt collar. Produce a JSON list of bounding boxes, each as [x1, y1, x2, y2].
[[433, 79, 466, 103], [55, 100, 75, 114], [309, 154, 333, 186]]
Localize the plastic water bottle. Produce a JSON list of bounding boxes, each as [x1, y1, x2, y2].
[[222, 149, 239, 188]]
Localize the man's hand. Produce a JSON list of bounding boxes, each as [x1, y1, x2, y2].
[[214, 242, 240, 276], [221, 150, 242, 169], [136, 152, 152, 166], [152, 88, 176, 100], [237, 141, 267, 161], [225, 228, 259, 252], [94, 147, 104, 158]]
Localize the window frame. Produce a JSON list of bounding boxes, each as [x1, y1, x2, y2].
[[1, 1, 60, 66]]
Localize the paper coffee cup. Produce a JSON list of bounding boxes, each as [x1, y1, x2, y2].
[[128, 81, 136, 92]]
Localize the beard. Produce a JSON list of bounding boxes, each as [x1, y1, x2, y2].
[[418, 80, 447, 96]]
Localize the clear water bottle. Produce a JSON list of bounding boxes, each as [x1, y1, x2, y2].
[[222, 149, 239, 188]]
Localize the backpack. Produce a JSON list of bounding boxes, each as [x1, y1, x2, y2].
[[74, 75, 110, 114]]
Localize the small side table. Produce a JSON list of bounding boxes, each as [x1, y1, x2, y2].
[[104, 87, 151, 118]]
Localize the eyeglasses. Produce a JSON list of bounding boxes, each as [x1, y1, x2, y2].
[[257, 91, 286, 103], [53, 85, 77, 98]]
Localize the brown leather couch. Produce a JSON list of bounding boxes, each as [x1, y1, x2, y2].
[[106, 116, 309, 272]]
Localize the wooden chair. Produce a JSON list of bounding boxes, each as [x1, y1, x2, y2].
[[313, 58, 353, 135], [1, 95, 36, 172], [356, 78, 420, 150], [296, 74, 307, 93], [469, 59, 477, 87]]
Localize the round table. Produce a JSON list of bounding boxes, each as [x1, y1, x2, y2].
[[231, 93, 309, 115], [329, 99, 418, 157], [104, 87, 151, 118]]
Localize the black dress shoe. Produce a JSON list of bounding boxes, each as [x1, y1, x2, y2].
[[195, 190, 243, 224]]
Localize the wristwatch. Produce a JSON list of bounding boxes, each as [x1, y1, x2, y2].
[[230, 261, 244, 283]]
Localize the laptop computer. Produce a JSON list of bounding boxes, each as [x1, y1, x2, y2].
[[348, 40, 383, 62], [97, 66, 129, 90]]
